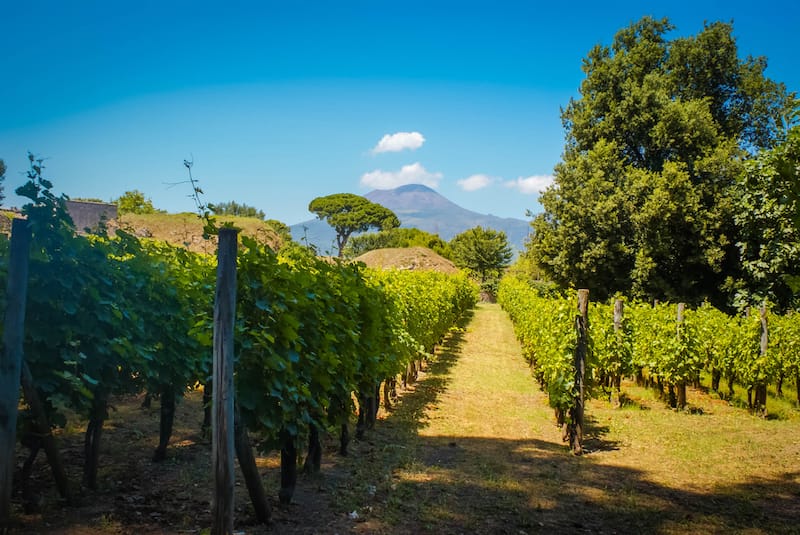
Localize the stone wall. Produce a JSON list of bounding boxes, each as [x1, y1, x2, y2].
[[65, 200, 118, 233]]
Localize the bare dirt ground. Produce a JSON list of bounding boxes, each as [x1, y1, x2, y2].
[[9, 303, 800, 534]]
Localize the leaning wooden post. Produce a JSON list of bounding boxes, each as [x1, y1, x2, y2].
[[0, 219, 31, 527], [212, 228, 238, 535], [570, 289, 589, 455]]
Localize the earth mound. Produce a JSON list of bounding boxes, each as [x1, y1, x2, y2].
[[355, 246, 459, 274]]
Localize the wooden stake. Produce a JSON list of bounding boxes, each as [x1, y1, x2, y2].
[[211, 228, 238, 535], [571, 289, 589, 455], [0, 219, 31, 527]]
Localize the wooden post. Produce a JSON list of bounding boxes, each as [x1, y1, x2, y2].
[[0, 219, 31, 527], [212, 228, 238, 535], [570, 289, 589, 455], [611, 299, 624, 406], [756, 303, 769, 417], [676, 303, 687, 409]]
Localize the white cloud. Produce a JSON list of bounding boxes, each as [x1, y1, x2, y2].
[[360, 162, 443, 189], [371, 131, 425, 153], [457, 174, 495, 192], [505, 174, 554, 194]]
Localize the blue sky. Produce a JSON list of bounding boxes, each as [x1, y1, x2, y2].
[[1, 1, 798, 225]]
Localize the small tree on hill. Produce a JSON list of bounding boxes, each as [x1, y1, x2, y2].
[[450, 226, 513, 299], [308, 193, 400, 257], [115, 190, 161, 215]]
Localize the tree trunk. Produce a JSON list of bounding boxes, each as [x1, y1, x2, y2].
[[667, 384, 677, 408], [20, 432, 41, 514], [339, 423, 349, 456], [202, 381, 212, 439], [754, 383, 768, 417], [635, 368, 644, 387], [727, 375, 736, 398], [278, 429, 297, 505], [711, 369, 721, 392], [776, 373, 784, 398], [676, 381, 687, 410], [796, 370, 800, 406], [19, 362, 71, 501], [356, 393, 368, 440], [303, 424, 322, 474], [383, 377, 394, 410], [369, 384, 379, 428], [153, 385, 176, 462], [84, 392, 108, 490], [234, 404, 270, 524]]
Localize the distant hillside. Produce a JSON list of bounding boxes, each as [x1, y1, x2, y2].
[[291, 184, 531, 254], [111, 213, 284, 254]]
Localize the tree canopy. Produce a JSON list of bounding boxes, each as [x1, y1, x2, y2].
[[115, 190, 162, 215], [450, 226, 513, 297], [343, 227, 451, 259], [212, 200, 265, 220], [735, 104, 800, 310], [308, 193, 400, 257], [527, 17, 793, 307]]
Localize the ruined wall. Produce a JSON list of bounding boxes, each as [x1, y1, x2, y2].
[[65, 200, 118, 233]]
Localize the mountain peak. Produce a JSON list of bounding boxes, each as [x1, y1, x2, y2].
[[392, 183, 437, 194], [290, 183, 530, 253]]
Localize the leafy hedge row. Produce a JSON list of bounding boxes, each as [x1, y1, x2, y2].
[[499, 276, 800, 419], [1, 172, 478, 487]]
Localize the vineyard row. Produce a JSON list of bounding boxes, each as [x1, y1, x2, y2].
[[0, 178, 478, 521], [498, 277, 800, 437]]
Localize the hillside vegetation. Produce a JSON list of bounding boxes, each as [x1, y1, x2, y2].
[[115, 212, 286, 253]]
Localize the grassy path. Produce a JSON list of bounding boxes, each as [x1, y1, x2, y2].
[[346, 303, 570, 534], [331, 303, 800, 535]]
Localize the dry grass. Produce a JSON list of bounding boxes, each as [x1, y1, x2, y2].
[[115, 212, 283, 254], [10, 303, 800, 534]]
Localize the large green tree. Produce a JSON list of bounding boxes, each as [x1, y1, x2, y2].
[[528, 17, 792, 306], [308, 193, 399, 257], [735, 104, 800, 310], [450, 226, 513, 296]]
